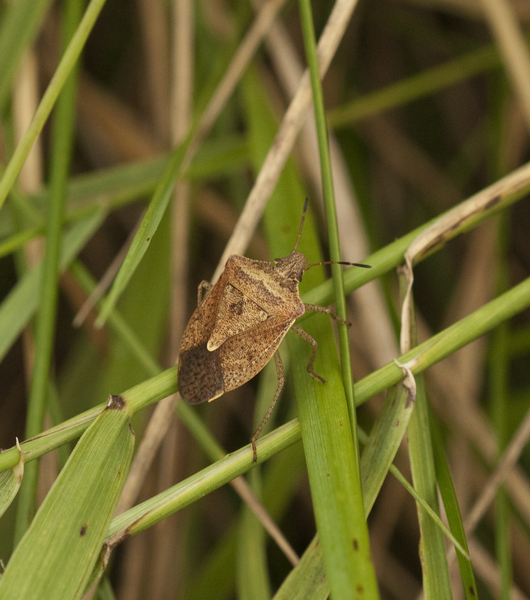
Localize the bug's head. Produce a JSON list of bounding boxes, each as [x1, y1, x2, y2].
[[274, 251, 307, 282], [272, 199, 310, 281]]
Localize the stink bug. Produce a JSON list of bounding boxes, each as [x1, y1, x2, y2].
[[177, 200, 370, 461]]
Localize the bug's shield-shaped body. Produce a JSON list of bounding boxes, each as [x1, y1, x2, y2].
[[178, 252, 307, 405]]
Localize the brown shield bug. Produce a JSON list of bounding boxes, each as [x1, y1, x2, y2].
[[177, 200, 370, 461]]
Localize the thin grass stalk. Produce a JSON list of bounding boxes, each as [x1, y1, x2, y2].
[[299, 0, 378, 596], [299, 0, 357, 431], [14, 0, 84, 542]]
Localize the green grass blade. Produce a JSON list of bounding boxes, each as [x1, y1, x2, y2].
[[0, 0, 108, 211], [0, 443, 24, 519], [360, 373, 415, 514], [0, 211, 105, 364], [299, 3, 378, 595], [16, 0, 84, 541], [431, 416, 478, 599], [95, 133, 191, 326], [0, 399, 134, 600], [1, 273, 530, 481], [242, 54, 378, 598], [408, 375, 452, 599], [273, 537, 327, 600], [237, 475, 271, 600], [327, 43, 501, 129], [0, 0, 53, 112]]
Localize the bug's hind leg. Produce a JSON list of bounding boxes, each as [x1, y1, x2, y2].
[[251, 351, 285, 462], [291, 325, 325, 384]]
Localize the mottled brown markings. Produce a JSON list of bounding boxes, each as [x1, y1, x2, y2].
[[230, 302, 243, 315], [485, 194, 501, 210], [177, 200, 370, 461], [80, 525, 88, 536]]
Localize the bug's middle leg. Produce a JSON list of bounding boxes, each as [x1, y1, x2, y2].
[[303, 303, 351, 326], [291, 325, 326, 384], [251, 351, 285, 462]]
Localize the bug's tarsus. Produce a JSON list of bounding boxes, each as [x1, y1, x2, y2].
[[251, 351, 285, 462], [292, 325, 326, 384]]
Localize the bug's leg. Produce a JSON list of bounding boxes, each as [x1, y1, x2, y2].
[[251, 351, 285, 462], [303, 303, 352, 327], [291, 325, 326, 384], [197, 280, 213, 305]]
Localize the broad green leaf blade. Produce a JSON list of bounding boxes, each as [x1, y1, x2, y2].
[[0, 442, 24, 519], [288, 321, 375, 599], [0, 210, 105, 363], [0, 397, 134, 600]]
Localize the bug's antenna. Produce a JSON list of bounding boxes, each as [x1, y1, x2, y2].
[[293, 198, 309, 253], [304, 261, 371, 272]]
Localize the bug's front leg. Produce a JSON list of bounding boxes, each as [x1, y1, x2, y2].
[[197, 280, 213, 305], [251, 351, 285, 462], [291, 325, 326, 384]]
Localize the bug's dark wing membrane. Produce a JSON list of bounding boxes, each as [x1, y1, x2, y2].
[[178, 279, 226, 404], [178, 342, 224, 404], [219, 316, 294, 393]]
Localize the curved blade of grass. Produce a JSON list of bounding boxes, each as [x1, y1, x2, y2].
[[360, 369, 416, 515], [431, 415, 478, 599], [0, 441, 24, 519], [399, 261, 451, 600], [0, 210, 105, 363], [304, 159, 530, 312], [0, 0, 108, 211], [327, 42, 501, 128], [0, 397, 134, 600], [408, 374, 452, 599], [95, 133, 191, 326], [0, 135, 248, 258]]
